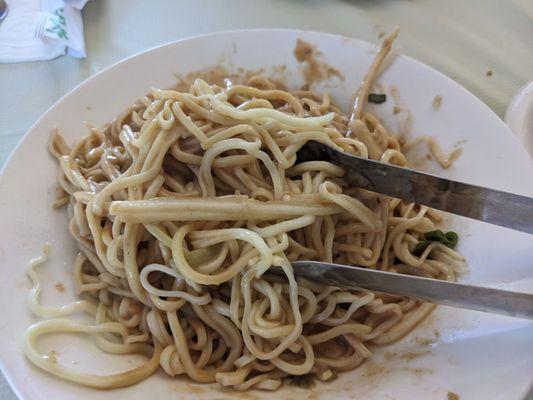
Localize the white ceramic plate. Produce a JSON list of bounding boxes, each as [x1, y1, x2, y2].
[[1, 30, 532, 400]]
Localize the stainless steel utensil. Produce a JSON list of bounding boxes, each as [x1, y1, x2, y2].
[[290, 141, 533, 319], [297, 141, 533, 234], [286, 261, 533, 319]]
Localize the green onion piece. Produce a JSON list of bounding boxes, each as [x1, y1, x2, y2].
[[424, 229, 459, 248], [424, 230, 446, 245], [413, 230, 459, 256], [413, 240, 430, 256], [443, 231, 459, 247], [368, 93, 387, 104]]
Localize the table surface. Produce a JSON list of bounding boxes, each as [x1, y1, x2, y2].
[[1, 0, 532, 398]]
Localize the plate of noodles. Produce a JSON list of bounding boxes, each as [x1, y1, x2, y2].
[[0, 29, 532, 400]]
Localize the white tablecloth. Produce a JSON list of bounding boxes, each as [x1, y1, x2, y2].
[[1, 0, 532, 398]]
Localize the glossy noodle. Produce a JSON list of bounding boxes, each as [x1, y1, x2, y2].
[[24, 31, 466, 391]]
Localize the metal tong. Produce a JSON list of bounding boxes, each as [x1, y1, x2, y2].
[[287, 141, 533, 319]]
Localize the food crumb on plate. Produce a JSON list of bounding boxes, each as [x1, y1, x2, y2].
[[447, 391, 460, 400], [46, 350, 58, 364], [54, 282, 65, 292], [293, 38, 344, 87], [432, 95, 442, 109]]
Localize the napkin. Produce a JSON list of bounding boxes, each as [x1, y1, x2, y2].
[[0, 0, 89, 63]]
